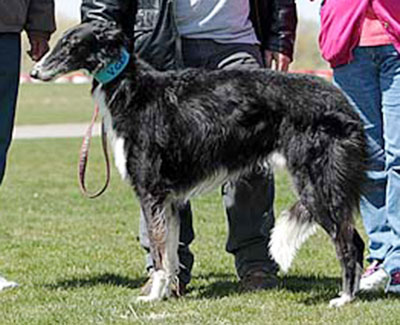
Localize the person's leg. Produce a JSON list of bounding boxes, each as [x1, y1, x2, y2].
[[0, 33, 21, 291], [334, 46, 391, 291], [223, 166, 278, 282], [182, 39, 278, 287], [334, 47, 389, 263], [0, 33, 21, 185], [378, 45, 400, 293], [215, 44, 278, 285]]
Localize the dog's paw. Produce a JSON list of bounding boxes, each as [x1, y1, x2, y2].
[[136, 270, 171, 303], [136, 295, 161, 303], [329, 293, 353, 308]]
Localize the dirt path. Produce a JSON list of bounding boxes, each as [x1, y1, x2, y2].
[[13, 123, 100, 139]]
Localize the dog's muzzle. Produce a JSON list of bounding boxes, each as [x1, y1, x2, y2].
[[30, 66, 41, 80], [30, 51, 58, 81], [30, 62, 53, 81]]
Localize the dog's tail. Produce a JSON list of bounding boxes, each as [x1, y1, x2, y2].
[[324, 114, 368, 221], [269, 202, 316, 273]]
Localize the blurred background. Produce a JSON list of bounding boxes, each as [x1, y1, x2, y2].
[[20, 0, 328, 73]]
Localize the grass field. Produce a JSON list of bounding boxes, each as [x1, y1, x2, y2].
[[1, 85, 400, 324], [15, 83, 93, 125]]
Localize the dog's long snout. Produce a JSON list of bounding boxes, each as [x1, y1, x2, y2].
[[29, 50, 58, 81], [30, 60, 55, 82], [30, 59, 46, 80]]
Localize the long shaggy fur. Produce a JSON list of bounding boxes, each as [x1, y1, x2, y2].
[[270, 206, 317, 273], [31, 21, 368, 307]]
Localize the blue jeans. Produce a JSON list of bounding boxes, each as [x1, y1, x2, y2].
[[0, 33, 20, 185], [139, 39, 277, 283], [334, 45, 400, 291]]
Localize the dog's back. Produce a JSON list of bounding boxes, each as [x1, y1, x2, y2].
[[113, 63, 365, 200]]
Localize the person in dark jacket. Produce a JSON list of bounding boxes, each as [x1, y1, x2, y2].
[[81, 0, 297, 295], [0, 0, 56, 291]]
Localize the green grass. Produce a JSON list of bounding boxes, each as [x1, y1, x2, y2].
[[1, 138, 400, 324], [15, 84, 93, 125]]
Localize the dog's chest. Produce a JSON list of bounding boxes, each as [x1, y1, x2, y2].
[[93, 85, 128, 181]]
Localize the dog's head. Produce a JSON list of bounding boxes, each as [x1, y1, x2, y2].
[[31, 21, 128, 81]]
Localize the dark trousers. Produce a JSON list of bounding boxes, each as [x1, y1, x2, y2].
[[0, 33, 20, 185], [140, 39, 277, 283]]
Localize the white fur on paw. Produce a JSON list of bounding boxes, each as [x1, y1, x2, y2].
[[0, 277, 18, 291], [136, 295, 161, 303], [136, 270, 169, 303], [329, 293, 353, 308]]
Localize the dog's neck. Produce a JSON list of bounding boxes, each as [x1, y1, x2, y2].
[[94, 48, 130, 84]]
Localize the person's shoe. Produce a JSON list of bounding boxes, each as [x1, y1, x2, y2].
[[386, 270, 400, 294], [359, 260, 389, 292], [239, 269, 278, 292], [0, 276, 18, 291], [140, 273, 186, 297]]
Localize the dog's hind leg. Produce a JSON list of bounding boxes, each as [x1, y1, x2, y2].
[[137, 197, 180, 302], [294, 183, 363, 307], [320, 219, 364, 308], [289, 196, 363, 307], [317, 133, 365, 307], [278, 165, 363, 307], [305, 163, 364, 306]]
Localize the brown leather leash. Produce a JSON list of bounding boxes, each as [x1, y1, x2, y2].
[[78, 105, 111, 198]]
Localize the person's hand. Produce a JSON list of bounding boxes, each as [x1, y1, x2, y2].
[[264, 50, 291, 72], [27, 31, 50, 62]]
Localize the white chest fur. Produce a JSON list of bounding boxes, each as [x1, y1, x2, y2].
[[93, 85, 128, 181]]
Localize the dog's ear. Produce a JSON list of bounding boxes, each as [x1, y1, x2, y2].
[[92, 20, 128, 56], [103, 21, 124, 42]]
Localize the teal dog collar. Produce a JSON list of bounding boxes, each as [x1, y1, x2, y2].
[[94, 48, 130, 84]]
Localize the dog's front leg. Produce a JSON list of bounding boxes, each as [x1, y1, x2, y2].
[[137, 200, 180, 302], [162, 202, 181, 296]]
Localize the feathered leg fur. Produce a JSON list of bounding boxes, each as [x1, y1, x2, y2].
[[137, 198, 180, 302]]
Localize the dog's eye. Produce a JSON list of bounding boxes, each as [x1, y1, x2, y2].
[[71, 35, 80, 44]]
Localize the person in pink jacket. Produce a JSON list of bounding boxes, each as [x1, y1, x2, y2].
[[319, 0, 400, 294]]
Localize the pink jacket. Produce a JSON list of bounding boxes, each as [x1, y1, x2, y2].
[[319, 0, 400, 68]]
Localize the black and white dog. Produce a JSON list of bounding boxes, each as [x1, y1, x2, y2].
[[31, 21, 367, 307]]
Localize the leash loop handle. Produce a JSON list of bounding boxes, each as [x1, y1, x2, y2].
[[78, 105, 111, 198]]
